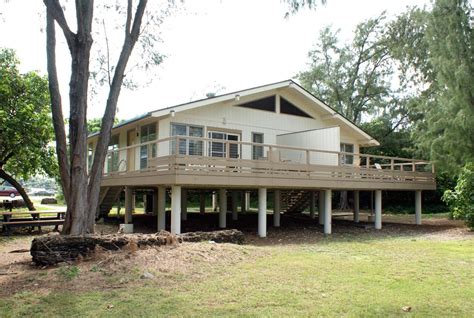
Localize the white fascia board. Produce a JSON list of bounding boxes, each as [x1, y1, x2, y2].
[[151, 80, 292, 118], [289, 84, 380, 146]]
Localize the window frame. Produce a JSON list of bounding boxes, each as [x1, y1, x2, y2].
[[170, 123, 204, 156], [340, 143, 355, 165], [251, 132, 264, 160]]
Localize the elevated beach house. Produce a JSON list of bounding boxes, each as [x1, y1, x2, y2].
[[87, 80, 436, 237]]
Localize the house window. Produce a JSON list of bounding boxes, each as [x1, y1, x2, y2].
[[208, 131, 240, 158], [107, 135, 120, 173], [280, 97, 312, 118], [171, 123, 204, 156], [235, 95, 276, 112], [140, 123, 157, 169], [340, 143, 354, 165], [252, 133, 264, 160]]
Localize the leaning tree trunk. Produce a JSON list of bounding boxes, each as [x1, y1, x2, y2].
[[0, 168, 36, 211]]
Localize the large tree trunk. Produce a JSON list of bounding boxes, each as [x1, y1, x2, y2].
[[44, 0, 149, 235], [0, 168, 35, 211]]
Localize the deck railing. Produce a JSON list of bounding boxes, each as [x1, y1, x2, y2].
[[101, 136, 435, 185]]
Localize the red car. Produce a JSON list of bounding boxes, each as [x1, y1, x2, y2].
[[0, 186, 20, 198]]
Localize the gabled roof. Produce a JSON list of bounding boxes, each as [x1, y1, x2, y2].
[[90, 80, 379, 146]]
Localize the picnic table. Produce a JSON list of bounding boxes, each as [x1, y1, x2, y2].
[[0, 210, 66, 235]]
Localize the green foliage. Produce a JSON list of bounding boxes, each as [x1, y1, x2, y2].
[[57, 266, 80, 281], [298, 14, 394, 124], [443, 162, 474, 229], [87, 117, 120, 135], [0, 48, 56, 180], [388, 1, 474, 174]]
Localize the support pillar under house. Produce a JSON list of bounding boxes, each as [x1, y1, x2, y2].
[[157, 186, 166, 231], [415, 190, 422, 225], [375, 190, 382, 230], [324, 189, 332, 235], [219, 189, 227, 228], [273, 189, 281, 227], [125, 186, 133, 224], [353, 190, 360, 223], [171, 186, 181, 234], [258, 188, 267, 238]]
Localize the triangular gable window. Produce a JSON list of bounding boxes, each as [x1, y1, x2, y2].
[[235, 95, 275, 112], [280, 97, 312, 118]]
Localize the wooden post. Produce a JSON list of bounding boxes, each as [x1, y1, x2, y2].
[[318, 190, 325, 225], [231, 191, 238, 221], [125, 186, 133, 224], [181, 189, 187, 221]]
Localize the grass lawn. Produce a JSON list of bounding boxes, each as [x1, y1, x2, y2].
[[1, 232, 472, 317]]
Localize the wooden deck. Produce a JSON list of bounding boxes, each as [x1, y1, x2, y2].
[[100, 136, 436, 191]]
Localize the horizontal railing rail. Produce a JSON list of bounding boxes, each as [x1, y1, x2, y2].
[[100, 135, 435, 184]]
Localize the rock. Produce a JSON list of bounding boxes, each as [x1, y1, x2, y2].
[[402, 306, 412, 312], [40, 198, 58, 204], [140, 271, 155, 280]]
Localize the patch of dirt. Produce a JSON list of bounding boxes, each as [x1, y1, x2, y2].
[[0, 238, 261, 297]]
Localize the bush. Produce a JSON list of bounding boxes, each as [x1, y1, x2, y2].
[[443, 162, 474, 230]]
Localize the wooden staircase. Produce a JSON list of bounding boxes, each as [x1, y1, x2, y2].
[[97, 186, 123, 218], [281, 190, 312, 214]]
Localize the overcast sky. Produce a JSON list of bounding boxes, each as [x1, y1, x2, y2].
[[1, 0, 431, 120]]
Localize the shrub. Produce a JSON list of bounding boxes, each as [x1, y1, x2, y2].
[[443, 162, 474, 230]]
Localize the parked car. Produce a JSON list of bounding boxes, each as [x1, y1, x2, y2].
[[29, 189, 56, 196], [0, 186, 20, 198]]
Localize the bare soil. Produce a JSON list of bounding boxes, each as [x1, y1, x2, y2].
[[0, 212, 471, 297]]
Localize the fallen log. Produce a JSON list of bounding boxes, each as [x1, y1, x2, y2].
[[180, 229, 245, 245], [30, 229, 244, 266]]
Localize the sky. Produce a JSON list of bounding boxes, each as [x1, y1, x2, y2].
[[0, 0, 432, 120]]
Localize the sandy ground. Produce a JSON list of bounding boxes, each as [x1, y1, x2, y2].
[[0, 213, 471, 297]]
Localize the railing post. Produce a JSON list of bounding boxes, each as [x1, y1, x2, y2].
[[390, 159, 394, 171], [175, 137, 179, 155], [431, 163, 435, 174], [226, 141, 230, 159], [412, 162, 416, 172], [366, 156, 370, 169]]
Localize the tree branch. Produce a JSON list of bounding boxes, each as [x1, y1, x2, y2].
[[43, 0, 76, 50], [45, 7, 70, 202]]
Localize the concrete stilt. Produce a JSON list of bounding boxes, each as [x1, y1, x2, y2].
[[318, 190, 325, 225], [310, 191, 316, 219], [245, 191, 251, 211], [125, 186, 133, 224], [171, 186, 181, 234], [324, 189, 332, 234], [219, 189, 227, 228], [231, 191, 238, 221], [258, 188, 267, 238], [199, 191, 206, 214], [375, 190, 382, 230], [212, 191, 217, 212], [353, 190, 360, 223], [240, 191, 246, 213], [157, 187, 166, 231], [415, 190, 422, 225], [273, 189, 281, 227], [181, 189, 187, 221]]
